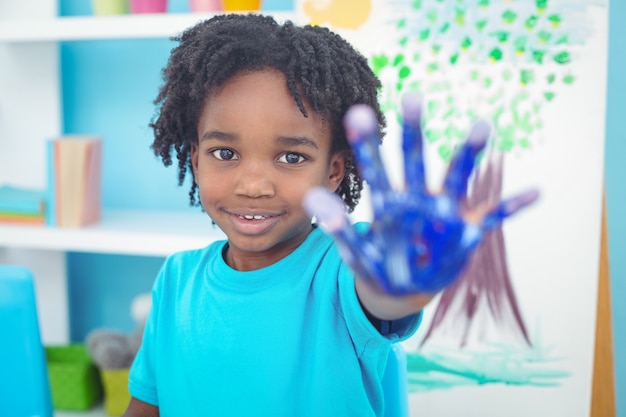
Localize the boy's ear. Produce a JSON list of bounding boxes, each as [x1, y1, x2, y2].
[[327, 152, 347, 192], [191, 144, 200, 177]]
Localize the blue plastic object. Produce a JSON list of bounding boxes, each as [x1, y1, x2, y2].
[[0, 265, 53, 417]]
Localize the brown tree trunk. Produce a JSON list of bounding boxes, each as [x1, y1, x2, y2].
[[420, 152, 531, 348]]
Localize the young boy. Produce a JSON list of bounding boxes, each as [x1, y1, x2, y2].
[[124, 13, 535, 417]]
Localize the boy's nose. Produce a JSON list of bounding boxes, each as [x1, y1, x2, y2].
[[233, 162, 275, 198]]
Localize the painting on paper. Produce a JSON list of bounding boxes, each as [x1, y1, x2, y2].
[[298, 0, 608, 415]]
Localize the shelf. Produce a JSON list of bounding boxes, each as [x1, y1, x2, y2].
[[0, 11, 297, 42], [0, 209, 226, 257]]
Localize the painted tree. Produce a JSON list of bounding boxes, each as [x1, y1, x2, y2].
[[370, 0, 590, 348]]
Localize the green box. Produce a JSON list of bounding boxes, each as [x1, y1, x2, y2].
[[46, 344, 102, 410]]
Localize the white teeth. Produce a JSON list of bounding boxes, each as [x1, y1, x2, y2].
[[241, 215, 267, 220]]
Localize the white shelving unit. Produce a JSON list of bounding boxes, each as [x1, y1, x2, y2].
[[0, 11, 297, 42], [0, 1, 295, 346], [0, 209, 225, 256]]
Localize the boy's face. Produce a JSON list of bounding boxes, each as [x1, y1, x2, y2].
[[192, 69, 345, 271]]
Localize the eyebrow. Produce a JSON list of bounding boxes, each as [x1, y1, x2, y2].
[[201, 130, 236, 142], [201, 131, 319, 150], [276, 135, 319, 149]]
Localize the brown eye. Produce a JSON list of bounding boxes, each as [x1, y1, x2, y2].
[[279, 152, 305, 164], [211, 148, 238, 161]]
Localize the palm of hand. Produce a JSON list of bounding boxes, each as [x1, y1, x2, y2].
[[304, 94, 538, 295]]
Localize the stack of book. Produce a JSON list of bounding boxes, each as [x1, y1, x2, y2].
[[47, 135, 102, 228], [0, 185, 47, 225], [0, 135, 102, 228]]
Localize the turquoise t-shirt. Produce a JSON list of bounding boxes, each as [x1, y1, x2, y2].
[[129, 225, 420, 416]]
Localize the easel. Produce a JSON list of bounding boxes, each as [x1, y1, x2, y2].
[[590, 193, 616, 416]]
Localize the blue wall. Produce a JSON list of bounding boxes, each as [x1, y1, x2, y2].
[[61, 0, 624, 414], [59, 0, 295, 340], [606, 0, 626, 414]]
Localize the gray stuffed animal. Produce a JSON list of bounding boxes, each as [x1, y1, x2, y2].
[[86, 293, 151, 369]]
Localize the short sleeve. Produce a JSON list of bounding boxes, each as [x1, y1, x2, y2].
[[127, 265, 164, 406]]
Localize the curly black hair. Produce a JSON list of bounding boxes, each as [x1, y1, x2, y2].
[[150, 13, 386, 212]]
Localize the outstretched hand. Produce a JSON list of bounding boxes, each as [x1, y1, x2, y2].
[[303, 94, 538, 296]]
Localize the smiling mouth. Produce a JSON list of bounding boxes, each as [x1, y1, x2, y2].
[[227, 211, 281, 235], [238, 214, 272, 220]]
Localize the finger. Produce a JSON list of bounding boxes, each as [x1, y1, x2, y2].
[[303, 187, 381, 280], [482, 189, 540, 230], [443, 120, 490, 201], [344, 105, 391, 214], [400, 93, 427, 195]]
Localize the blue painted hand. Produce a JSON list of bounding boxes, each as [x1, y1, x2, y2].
[[303, 94, 539, 295]]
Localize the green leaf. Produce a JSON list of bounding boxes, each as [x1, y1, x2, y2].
[[427, 9, 438, 23], [489, 47, 503, 61], [563, 74, 575, 84], [498, 127, 515, 151], [519, 138, 531, 149], [544, 91, 555, 101], [553, 51, 571, 64], [438, 143, 453, 161], [537, 30, 551, 44], [491, 31, 510, 43], [525, 15, 539, 30], [514, 36, 528, 54], [555, 35, 569, 45], [427, 62, 440, 72], [475, 19, 488, 32], [393, 54, 405, 67], [502, 10, 517, 24], [455, 8, 466, 26], [443, 108, 455, 120], [427, 100, 439, 117], [461, 36, 472, 50], [532, 50, 545, 64], [399, 66, 411, 79], [520, 69, 534, 85], [370, 54, 389, 74], [425, 129, 443, 143], [548, 14, 562, 27], [536, 0, 548, 12]]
